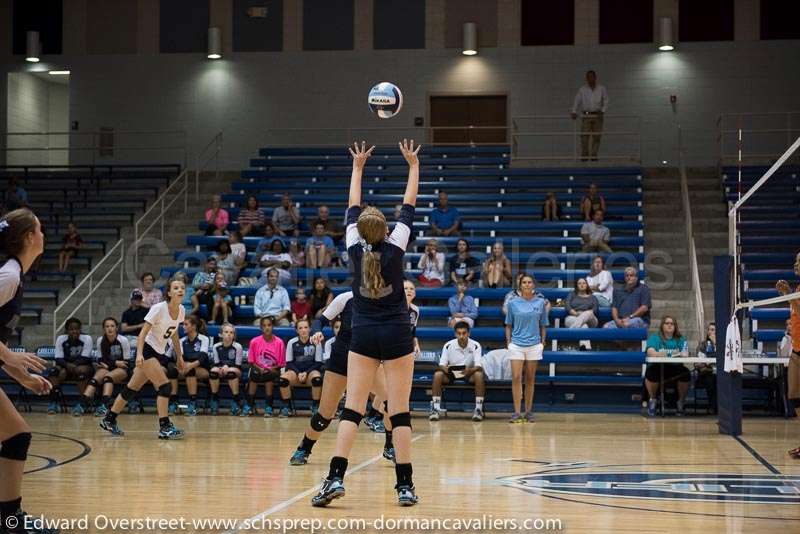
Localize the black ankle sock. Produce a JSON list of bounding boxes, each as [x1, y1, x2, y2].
[[247, 396, 255, 406], [169, 395, 178, 404], [159, 417, 171, 428], [266, 396, 274, 408], [233, 394, 242, 404], [0, 497, 22, 523], [101, 395, 111, 407], [189, 395, 197, 403], [385, 430, 393, 448], [329, 456, 348, 479], [50, 388, 60, 402], [211, 393, 219, 401], [105, 410, 118, 423], [395, 463, 413, 488], [300, 436, 316, 453]]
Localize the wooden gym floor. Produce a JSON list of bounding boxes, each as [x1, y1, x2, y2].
[[18, 412, 800, 533]]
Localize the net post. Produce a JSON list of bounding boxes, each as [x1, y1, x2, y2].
[[714, 255, 742, 436]]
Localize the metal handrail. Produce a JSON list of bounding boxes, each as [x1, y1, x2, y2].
[[717, 111, 800, 165], [52, 239, 125, 341], [133, 169, 190, 273], [195, 131, 223, 200], [677, 125, 705, 340]]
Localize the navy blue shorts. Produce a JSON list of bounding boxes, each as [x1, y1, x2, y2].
[[350, 323, 414, 361], [325, 347, 349, 376]]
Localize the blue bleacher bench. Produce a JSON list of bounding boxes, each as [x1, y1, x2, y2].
[[742, 270, 799, 282], [223, 192, 644, 204], [232, 178, 642, 192]]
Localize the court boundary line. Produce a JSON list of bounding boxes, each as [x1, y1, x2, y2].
[[25, 432, 92, 475], [733, 435, 782, 475], [225, 434, 424, 534]]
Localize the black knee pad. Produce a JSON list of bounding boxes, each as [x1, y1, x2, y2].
[[311, 376, 323, 387], [46, 366, 62, 378], [77, 371, 90, 381], [209, 371, 220, 380], [276, 377, 290, 388], [225, 371, 238, 379], [121, 387, 137, 401], [87, 378, 99, 388], [0, 432, 32, 461], [185, 368, 196, 378], [390, 412, 412, 429], [310, 413, 332, 432], [166, 365, 179, 380], [339, 408, 363, 426], [250, 371, 267, 383], [157, 383, 171, 398], [102, 376, 114, 385]]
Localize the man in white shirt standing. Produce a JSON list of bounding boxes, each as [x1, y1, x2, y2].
[[571, 70, 609, 162]]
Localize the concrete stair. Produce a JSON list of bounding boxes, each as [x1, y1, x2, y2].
[[19, 171, 240, 351]]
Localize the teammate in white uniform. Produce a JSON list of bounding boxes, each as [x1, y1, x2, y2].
[[100, 278, 187, 439]]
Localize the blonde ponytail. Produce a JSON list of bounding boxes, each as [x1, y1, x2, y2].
[[357, 206, 388, 299]]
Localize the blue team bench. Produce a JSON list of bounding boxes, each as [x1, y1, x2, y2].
[[742, 270, 799, 282], [232, 178, 642, 192], [753, 330, 784, 343], [221, 192, 644, 204], [258, 146, 511, 157], [250, 156, 510, 168]]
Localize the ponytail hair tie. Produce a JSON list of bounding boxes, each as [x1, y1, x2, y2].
[[0, 220, 8, 233], [359, 238, 372, 253]]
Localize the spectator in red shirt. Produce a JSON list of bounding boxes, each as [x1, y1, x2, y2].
[[291, 287, 312, 325]]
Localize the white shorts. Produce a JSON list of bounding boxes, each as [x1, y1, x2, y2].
[[508, 343, 544, 361]]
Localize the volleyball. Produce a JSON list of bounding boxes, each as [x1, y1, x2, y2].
[[368, 82, 403, 119]]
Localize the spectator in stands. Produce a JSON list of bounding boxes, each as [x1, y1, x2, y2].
[[449, 238, 480, 286], [695, 322, 717, 412], [779, 319, 793, 359], [58, 222, 83, 272], [482, 242, 512, 288], [255, 223, 281, 254], [238, 195, 266, 237], [581, 183, 607, 221], [204, 195, 229, 236], [242, 316, 286, 417], [429, 321, 486, 422], [541, 192, 563, 221], [46, 317, 95, 415], [571, 70, 609, 162], [448, 280, 479, 329], [430, 191, 461, 236], [229, 230, 247, 267], [210, 275, 233, 324], [313, 205, 344, 243], [604, 267, 650, 329], [644, 316, 689, 417], [279, 319, 324, 417], [259, 238, 292, 286], [581, 209, 612, 253], [291, 287, 312, 325], [505, 273, 548, 424], [272, 194, 301, 237], [564, 278, 599, 350], [418, 239, 446, 288], [3, 177, 29, 212], [310, 276, 333, 321], [192, 257, 217, 313], [253, 268, 291, 326], [587, 255, 614, 306], [135, 272, 163, 308], [213, 239, 240, 286], [121, 290, 149, 337], [288, 238, 306, 267], [306, 221, 335, 269]]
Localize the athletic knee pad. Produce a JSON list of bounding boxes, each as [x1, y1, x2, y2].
[[209, 371, 220, 380], [157, 383, 171, 398], [87, 378, 99, 388], [225, 371, 238, 379], [339, 408, 363, 426], [102, 376, 114, 385], [276, 377, 290, 388], [390, 412, 412, 429], [310, 413, 332, 432], [46, 366, 62, 378], [0, 432, 32, 461], [121, 387, 137, 401], [77, 371, 90, 381], [251, 371, 267, 384], [166, 366, 179, 379], [311, 376, 323, 387]]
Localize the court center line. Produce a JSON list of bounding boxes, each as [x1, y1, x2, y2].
[[733, 435, 782, 475], [225, 435, 424, 534]]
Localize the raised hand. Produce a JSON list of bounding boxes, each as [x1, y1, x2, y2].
[[399, 138, 421, 166], [777, 280, 791, 295], [349, 141, 375, 171], [311, 332, 325, 345], [0, 350, 47, 374]]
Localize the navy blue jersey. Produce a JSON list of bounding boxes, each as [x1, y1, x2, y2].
[[346, 204, 414, 328], [173, 334, 211, 366], [285, 337, 322, 373], [95, 335, 131, 368], [0, 257, 23, 345], [212, 342, 244, 368], [408, 303, 419, 338], [55, 334, 94, 366]]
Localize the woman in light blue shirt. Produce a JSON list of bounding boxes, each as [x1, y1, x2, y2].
[[504, 273, 548, 424]]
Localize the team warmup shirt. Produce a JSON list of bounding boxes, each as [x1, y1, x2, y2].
[[285, 336, 323, 373], [0, 258, 23, 344], [172, 333, 211, 367], [346, 204, 415, 328], [95, 335, 132, 368], [440, 338, 483, 369], [247, 335, 286, 370], [408, 303, 420, 338], [321, 291, 353, 349], [144, 301, 185, 355], [55, 334, 94, 366], [212, 342, 244, 368]]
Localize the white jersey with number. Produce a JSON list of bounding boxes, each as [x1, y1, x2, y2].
[[144, 301, 185, 355]]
